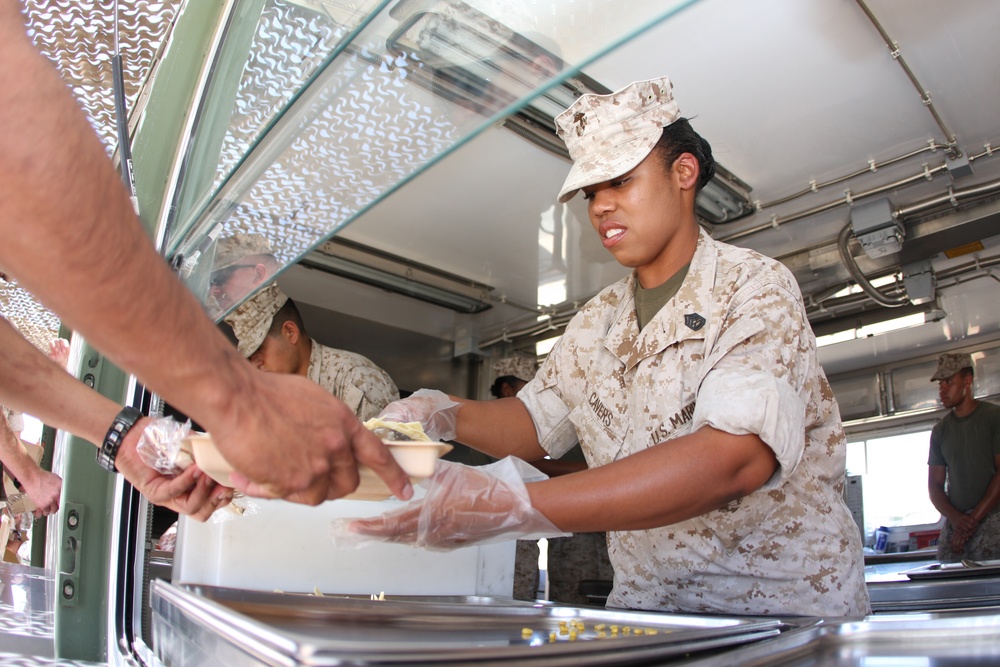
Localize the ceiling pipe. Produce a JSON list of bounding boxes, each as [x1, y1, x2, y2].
[[757, 142, 949, 210], [719, 150, 1000, 246], [896, 177, 1000, 219], [808, 250, 1000, 320], [719, 162, 950, 244], [853, 0, 959, 156]]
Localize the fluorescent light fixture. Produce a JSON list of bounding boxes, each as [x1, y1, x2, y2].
[[828, 274, 898, 300], [695, 164, 755, 225], [535, 334, 560, 356], [386, 0, 756, 225], [537, 278, 567, 308], [815, 306, 946, 348], [301, 239, 493, 314]]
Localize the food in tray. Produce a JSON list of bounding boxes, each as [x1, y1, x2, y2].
[[363, 417, 432, 442]]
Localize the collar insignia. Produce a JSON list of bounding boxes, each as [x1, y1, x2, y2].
[[684, 313, 706, 331]]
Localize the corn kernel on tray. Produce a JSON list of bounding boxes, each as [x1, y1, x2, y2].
[[154, 582, 786, 665]]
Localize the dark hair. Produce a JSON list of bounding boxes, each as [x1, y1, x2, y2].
[[959, 366, 975, 379], [267, 298, 306, 337], [490, 375, 522, 399], [653, 118, 716, 192]]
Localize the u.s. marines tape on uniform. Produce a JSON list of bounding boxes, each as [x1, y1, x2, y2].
[[518, 229, 870, 616]]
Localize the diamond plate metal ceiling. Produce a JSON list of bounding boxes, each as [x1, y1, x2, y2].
[[0, 0, 183, 349]]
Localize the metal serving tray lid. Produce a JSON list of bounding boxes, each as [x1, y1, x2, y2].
[[151, 581, 786, 666]]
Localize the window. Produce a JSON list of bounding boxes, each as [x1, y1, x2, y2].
[[846, 430, 941, 536]]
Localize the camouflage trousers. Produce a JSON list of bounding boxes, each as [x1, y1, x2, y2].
[[547, 532, 614, 606], [512, 539, 540, 600], [937, 507, 1000, 562]]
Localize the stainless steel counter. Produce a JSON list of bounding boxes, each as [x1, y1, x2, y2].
[[150, 581, 790, 666], [866, 558, 1000, 613], [150, 580, 1000, 666], [685, 610, 1000, 666]]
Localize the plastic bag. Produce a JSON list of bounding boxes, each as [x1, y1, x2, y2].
[[135, 416, 194, 475]]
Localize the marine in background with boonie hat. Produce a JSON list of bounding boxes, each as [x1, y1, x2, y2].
[[225, 284, 399, 421], [357, 76, 869, 617], [210, 232, 280, 314], [927, 351, 1000, 562]]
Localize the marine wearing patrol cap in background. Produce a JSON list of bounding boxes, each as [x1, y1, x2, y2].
[[213, 232, 274, 270], [224, 283, 398, 421], [930, 352, 974, 381], [927, 349, 1000, 563], [210, 233, 280, 313], [224, 283, 287, 358]]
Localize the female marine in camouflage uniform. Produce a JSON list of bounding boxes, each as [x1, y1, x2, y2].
[[357, 77, 869, 617]]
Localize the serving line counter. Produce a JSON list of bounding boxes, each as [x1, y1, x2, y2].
[[150, 581, 1000, 666], [159, 500, 1000, 665], [866, 555, 1000, 613]]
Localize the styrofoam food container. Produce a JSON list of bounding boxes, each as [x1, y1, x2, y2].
[[184, 433, 451, 500], [186, 434, 237, 487]]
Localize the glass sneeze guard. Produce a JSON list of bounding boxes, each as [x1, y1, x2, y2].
[[163, 0, 701, 318]]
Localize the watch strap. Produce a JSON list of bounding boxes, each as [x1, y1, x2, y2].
[[97, 406, 142, 473]]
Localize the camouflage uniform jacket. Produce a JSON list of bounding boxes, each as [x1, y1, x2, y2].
[[519, 228, 869, 617], [307, 341, 399, 421]]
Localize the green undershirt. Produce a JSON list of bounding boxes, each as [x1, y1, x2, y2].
[[634, 263, 690, 330]]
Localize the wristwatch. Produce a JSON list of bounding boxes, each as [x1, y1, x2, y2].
[[97, 406, 143, 473]]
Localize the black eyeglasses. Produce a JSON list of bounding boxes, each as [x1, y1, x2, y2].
[[210, 264, 255, 288]]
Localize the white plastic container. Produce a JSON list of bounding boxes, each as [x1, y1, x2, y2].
[[172, 496, 515, 597], [185, 433, 452, 500]]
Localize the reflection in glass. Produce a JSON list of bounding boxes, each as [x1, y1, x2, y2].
[[164, 0, 698, 313]]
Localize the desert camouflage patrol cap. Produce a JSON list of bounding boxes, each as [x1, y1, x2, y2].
[[492, 356, 538, 382], [930, 352, 974, 381], [223, 283, 288, 357], [214, 232, 274, 271], [555, 76, 681, 203]]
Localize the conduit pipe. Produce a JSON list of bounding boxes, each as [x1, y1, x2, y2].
[[896, 177, 1000, 219], [837, 222, 910, 307], [808, 251, 1000, 320], [854, 0, 958, 154], [719, 163, 950, 244], [719, 152, 1000, 246], [758, 142, 949, 210]]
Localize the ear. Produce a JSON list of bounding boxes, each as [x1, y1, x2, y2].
[[673, 152, 700, 191], [253, 263, 267, 283], [282, 320, 301, 345]]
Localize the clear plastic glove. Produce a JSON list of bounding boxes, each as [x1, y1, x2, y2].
[[135, 416, 194, 475], [330, 457, 569, 551], [377, 388, 460, 442]]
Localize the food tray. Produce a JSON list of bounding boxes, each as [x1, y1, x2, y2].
[[186, 433, 451, 499], [151, 581, 785, 666]]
